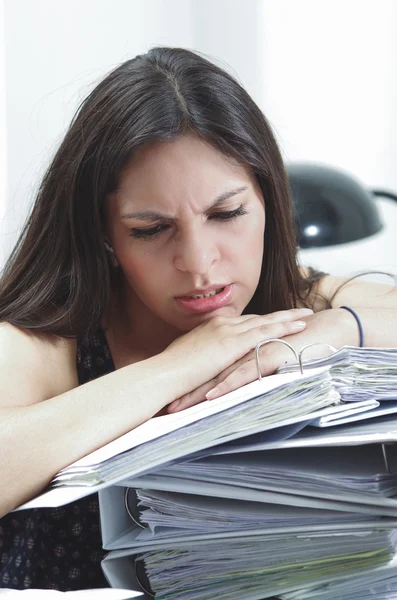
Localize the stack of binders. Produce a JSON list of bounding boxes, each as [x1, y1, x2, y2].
[[17, 346, 397, 599]]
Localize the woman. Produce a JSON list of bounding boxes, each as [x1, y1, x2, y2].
[[0, 47, 396, 591]]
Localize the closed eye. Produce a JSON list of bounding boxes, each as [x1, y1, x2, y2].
[[129, 223, 171, 240], [129, 205, 248, 240], [209, 205, 248, 221]]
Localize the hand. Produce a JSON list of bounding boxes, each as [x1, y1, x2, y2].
[[168, 308, 353, 412], [162, 307, 313, 411]]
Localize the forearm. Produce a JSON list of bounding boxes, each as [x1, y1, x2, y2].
[[337, 306, 397, 347], [0, 352, 182, 516], [296, 307, 397, 351], [305, 275, 397, 347]]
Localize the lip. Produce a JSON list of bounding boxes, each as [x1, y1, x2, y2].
[[175, 284, 233, 314]]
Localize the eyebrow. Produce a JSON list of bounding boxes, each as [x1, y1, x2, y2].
[[120, 185, 249, 222]]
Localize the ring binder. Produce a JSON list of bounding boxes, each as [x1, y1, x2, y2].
[[255, 339, 393, 475], [255, 339, 300, 378], [132, 555, 155, 597], [298, 343, 337, 373], [382, 444, 393, 475], [124, 488, 147, 529], [254, 339, 337, 379]]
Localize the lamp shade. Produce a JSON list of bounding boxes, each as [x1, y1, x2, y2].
[[287, 163, 383, 249]]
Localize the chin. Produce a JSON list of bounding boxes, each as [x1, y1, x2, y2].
[[180, 306, 242, 329]]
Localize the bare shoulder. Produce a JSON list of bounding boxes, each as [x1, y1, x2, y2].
[[298, 266, 397, 311], [0, 322, 78, 407]]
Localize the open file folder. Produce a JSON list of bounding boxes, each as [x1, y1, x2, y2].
[[17, 344, 397, 511], [278, 556, 397, 599], [278, 346, 397, 402], [98, 443, 397, 551], [97, 345, 397, 599], [98, 482, 397, 551], [101, 529, 397, 600], [17, 367, 340, 510]]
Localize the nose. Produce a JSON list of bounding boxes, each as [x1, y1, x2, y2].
[[174, 228, 219, 275]]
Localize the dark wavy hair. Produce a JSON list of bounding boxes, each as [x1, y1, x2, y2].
[[0, 47, 317, 340]]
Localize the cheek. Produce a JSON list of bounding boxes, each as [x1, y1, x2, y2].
[[237, 212, 265, 263], [119, 252, 163, 293]]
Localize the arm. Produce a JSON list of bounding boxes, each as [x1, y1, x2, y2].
[[0, 324, 184, 516], [0, 311, 307, 516], [309, 275, 397, 347], [170, 275, 397, 408]]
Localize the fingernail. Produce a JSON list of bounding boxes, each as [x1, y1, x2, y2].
[[291, 320, 307, 330], [168, 400, 180, 412], [299, 308, 313, 315], [205, 387, 219, 400]]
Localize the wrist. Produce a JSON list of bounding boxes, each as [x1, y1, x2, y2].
[[336, 307, 364, 347], [148, 351, 190, 404]]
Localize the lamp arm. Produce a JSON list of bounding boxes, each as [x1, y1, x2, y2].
[[372, 189, 397, 203]]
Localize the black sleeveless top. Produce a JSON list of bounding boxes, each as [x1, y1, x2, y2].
[[0, 329, 115, 590]]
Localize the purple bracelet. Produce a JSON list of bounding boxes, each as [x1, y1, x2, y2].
[[340, 305, 364, 347]]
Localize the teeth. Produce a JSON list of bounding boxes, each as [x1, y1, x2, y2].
[[189, 288, 223, 299]]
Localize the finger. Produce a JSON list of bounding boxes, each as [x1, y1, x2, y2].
[[168, 380, 216, 412], [223, 318, 306, 372], [239, 316, 308, 336], [174, 321, 309, 408], [235, 308, 313, 325], [206, 359, 259, 400], [169, 353, 253, 411]]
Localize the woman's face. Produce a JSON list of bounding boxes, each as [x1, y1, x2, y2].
[[106, 135, 265, 332]]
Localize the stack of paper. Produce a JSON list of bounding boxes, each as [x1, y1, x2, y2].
[[98, 437, 397, 596], [134, 488, 373, 534], [148, 444, 397, 501], [14, 346, 397, 598], [101, 530, 396, 600], [100, 347, 397, 598], [18, 367, 340, 510], [0, 589, 142, 598], [278, 346, 397, 402], [279, 556, 397, 599]]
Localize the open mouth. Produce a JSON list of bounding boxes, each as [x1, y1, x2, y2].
[[186, 287, 225, 300]]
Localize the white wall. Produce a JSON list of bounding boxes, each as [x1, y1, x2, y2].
[[261, 0, 397, 192], [259, 0, 397, 276]]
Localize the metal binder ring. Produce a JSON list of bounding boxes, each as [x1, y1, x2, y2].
[[255, 339, 300, 379], [382, 443, 392, 475], [124, 488, 148, 529], [132, 557, 155, 598], [298, 343, 337, 374]]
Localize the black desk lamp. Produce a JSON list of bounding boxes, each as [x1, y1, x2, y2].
[[287, 163, 396, 249]]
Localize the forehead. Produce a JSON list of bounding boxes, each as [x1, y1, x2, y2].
[[110, 135, 256, 213]]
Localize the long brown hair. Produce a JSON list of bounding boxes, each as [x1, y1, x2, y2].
[[0, 47, 314, 340]]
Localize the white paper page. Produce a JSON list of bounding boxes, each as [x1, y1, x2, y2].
[[134, 488, 371, 526], [280, 555, 397, 599], [314, 401, 397, 427], [105, 520, 397, 552], [312, 399, 379, 425], [0, 590, 142, 598], [172, 443, 389, 478], [120, 475, 397, 517], [63, 368, 329, 470], [215, 415, 397, 453], [17, 482, 113, 510], [119, 529, 394, 600], [18, 370, 336, 510], [101, 540, 396, 600]]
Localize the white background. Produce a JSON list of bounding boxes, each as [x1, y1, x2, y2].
[[1, 0, 397, 276]]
